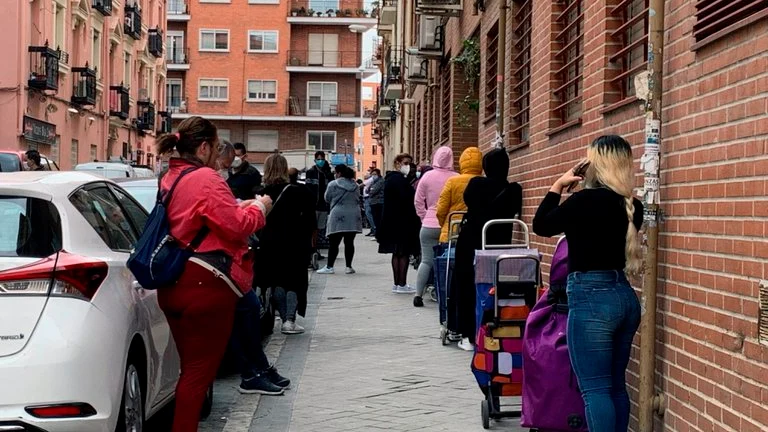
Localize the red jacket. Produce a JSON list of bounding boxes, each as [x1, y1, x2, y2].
[[161, 158, 267, 294]]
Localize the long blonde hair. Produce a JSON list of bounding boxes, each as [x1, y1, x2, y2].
[[584, 135, 643, 274], [263, 153, 289, 185]]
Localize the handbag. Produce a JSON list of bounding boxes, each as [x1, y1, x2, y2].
[[127, 167, 209, 290]]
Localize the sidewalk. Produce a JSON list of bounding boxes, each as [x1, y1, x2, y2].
[[250, 237, 527, 432]]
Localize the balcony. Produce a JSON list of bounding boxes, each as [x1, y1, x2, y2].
[[148, 28, 163, 57], [166, 96, 187, 114], [167, 0, 190, 21], [72, 65, 97, 106], [125, 3, 142, 40], [166, 48, 190, 70], [157, 111, 172, 134], [136, 99, 155, 132], [28, 44, 60, 92], [379, 0, 397, 25], [93, 0, 112, 16], [287, 96, 360, 118], [288, 1, 378, 26], [383, 46, 403, 101], [417, 15, 444, 58], [109, 84, 130, 120], [415, 0, 463, 17], [287, 50, 366, 73]]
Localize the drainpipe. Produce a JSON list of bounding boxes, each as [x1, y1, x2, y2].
[[493, 0, 507, 149], [637, 0, 667, 429], [402, 0, 412, 155]]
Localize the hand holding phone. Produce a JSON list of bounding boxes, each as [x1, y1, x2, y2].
[[566, 159, 591, 192]]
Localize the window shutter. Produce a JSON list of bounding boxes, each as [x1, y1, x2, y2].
[[692, 0, 768, 48]]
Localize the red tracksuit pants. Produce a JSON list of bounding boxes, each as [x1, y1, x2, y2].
[[158, 262, 239, 432]]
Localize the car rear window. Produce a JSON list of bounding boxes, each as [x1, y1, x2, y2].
[[0, 197, 62, 257], [121, 186, 157, 212], [0, 154, 21, 172], [76, 169, 129, 179]]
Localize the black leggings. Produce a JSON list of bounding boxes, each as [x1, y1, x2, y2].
[[391, 253, 410, 286], [327, 232, 356, 268]]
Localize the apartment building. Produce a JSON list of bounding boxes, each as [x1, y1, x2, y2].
[[0, 0, 169, 169], [167, 0, 377, 171], [375, 1, 768, 431], [355, 81, 383, 177]]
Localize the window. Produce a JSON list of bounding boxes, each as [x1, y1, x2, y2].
[[248, 31, 279, 53], [90, 144, 97, 161], [485, 25, 499, 118], [371, 145, 377, 155], [218, 129, 231, 142], [198, 79, 229, 101], [247, 130, 279, 152], [552, 0, 584, 129], [307, 131, 336, 151], [247, 80, 277, 102], [692, 0, 768, 49], [511, 0, 532, 145], [362, 87, 374, 100], [70, 139, 79, 167], [307, 82, 338, 116], [166, 31, 185, 64], [53, 2, 66, 54], [608, 0, 648, 103], [69, 187, 138, 251], [200, 29, 229, 52], [307, 33, 338, 66], [440, 62, 451, 142], [0, 197, 62, 258], [167, 79, 183, 111], [109, 185, 148, 235], [123, 53, 131, 89], [249, 0, 279, 3], [92, 29, 101, 78]]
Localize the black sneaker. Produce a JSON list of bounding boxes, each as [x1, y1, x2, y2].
[[413, 296, 424, 307], [266, 366, 291, 388], [239, 373, 285, 395]]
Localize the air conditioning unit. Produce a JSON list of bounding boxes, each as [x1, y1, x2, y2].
[[416, 0, 463, 17], [407, 53, 428, 85], [418, 16, 443, 58]]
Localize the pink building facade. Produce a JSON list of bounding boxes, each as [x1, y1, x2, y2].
[[0, 0, 169, 170]]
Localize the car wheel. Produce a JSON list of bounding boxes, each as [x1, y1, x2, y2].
[[116, 363, 144, 432], [200, 384, 213, 420]]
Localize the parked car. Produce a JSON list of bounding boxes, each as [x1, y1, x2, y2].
[[0, 150, 59, 172], [0, 171, 210, 432], [116, 177, 276, 342], [74, 162, 135, 179]]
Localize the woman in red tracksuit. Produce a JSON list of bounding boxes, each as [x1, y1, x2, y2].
[[156, 116, 272, 432]]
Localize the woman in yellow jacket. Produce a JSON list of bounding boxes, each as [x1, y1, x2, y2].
[[435, 147, 484, 243]]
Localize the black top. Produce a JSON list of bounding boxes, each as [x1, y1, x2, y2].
[[376, 171, 421, 253], [533, 188, 644, 273], [460, 177, 523, 250], [304, 165, 334, 211], [226, 162, 262, 200]]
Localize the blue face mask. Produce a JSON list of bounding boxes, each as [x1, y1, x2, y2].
[[315, 159, 326, 168]]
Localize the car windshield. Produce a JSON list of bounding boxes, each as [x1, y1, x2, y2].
[[76, 169, 129, 179], [0, 197, 62, 257], [0, 154, 20, 172], [121, 185, 157, 212]]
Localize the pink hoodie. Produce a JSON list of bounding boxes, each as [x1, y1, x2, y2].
[[415, 146, 457, 228]]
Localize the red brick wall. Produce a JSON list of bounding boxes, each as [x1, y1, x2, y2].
[[405, 1, 768, 430]]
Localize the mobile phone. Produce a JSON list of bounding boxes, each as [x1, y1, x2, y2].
[[567, 160, 590, 192]]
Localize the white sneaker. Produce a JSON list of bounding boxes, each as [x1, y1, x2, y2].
[[316, 267, 334, 274], [281, 320, 305, 335], [345, 267, 356, 274], [458, 338, 474, 351], [395, 285, 416, 294], [392, 284, 399, 293]]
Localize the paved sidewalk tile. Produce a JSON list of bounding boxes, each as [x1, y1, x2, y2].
[[251, 237, 528, 432]]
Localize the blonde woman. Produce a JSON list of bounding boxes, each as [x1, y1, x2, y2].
[[532, 135, 644, 432]]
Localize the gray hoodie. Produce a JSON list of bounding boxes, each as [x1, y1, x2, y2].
[[324, 177, 363, 235]]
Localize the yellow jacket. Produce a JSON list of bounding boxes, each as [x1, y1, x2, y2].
[[436, 147, 483, 243]]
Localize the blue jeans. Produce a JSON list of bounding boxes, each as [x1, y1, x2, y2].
[[231, 290, 270, 379], [364, 198, 376, 233], [566, 271, 641, 432]]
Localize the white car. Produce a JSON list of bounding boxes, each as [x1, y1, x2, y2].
[[0, 171, 183, 432], [74, 162, 135, 179]]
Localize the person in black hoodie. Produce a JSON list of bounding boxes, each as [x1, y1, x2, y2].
[[227, 143, 263, 200], [305, 151, 335, 257], [449, 148, 523, 351], [377, 153, 421, 293]]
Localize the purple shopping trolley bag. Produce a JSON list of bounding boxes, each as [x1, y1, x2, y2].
[[521, 238, 588, 431]]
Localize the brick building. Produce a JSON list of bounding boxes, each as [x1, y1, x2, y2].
[[167, 0, 378, 171], [355, 80, 383, 177], [375, 0, 768, 430], [1, 0, 169, 169]]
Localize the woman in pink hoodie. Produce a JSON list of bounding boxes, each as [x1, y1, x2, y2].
[[413, 146, 457, 307]]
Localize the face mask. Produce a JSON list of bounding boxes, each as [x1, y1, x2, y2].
[[231, 156, 243, 169], [400, 165, 410, 176], [416, 172, 422, 179], [316, 159, 326, 168]]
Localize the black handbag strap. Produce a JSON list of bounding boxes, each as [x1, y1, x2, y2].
[[158, 166, 210, 250]]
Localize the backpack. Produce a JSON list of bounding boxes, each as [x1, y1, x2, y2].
[[127, 167, 209, 290]]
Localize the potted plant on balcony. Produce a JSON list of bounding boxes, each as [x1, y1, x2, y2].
[[291, 7, 299, 16], [344, 8, 352, 16], [370, 1, 379, 18], [326, 9, 334, 17], [298, 7, 307, 16], [307, 8, 315, 16], [335, 9, 343, 16]]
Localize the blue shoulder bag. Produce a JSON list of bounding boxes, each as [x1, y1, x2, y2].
[[127, 167, 210, 290]]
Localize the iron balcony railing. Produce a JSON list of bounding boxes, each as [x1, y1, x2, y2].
[[167, 0, 188, 15], [125, 3, 142, 40], [148, 28, 163, 57], [166, 47, 189, 65], [157, 111, 172, 134], [72, 65, 97, 106], [287, 96, 361, 117], [287, 50, 361, 68], [136, 100, 155, 131], [93, 0, 112, 16], [166, 96, 188, 113], [385, 46, 403, 85], [28, 43, 60, 92], [109, 84, 130, 120], [288, 0, 373, 17]]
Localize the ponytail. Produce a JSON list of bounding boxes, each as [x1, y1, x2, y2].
[[156, 116, 218, 157], [623, 196, 643, 275]]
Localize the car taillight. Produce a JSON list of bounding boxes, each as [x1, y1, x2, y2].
[[25, 403, 97, 418], [0, 252, 108, 301]]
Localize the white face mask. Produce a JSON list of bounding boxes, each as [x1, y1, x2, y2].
[[231, 156, 243, 169], [416, 172, 422, 179], [400, 165, 410, 176]]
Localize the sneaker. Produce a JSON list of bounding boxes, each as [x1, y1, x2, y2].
[[265, 366, 291, 389], [239, 373, 285, 395], [392, 284, 399, 293], [396, 285, 416, 294], [458, 338, 474, 351], [316, 266, 334, 274], [413, 296, 424, 307], [281, 320, 305, 335], [345, 267, 356, 274], [447, 331, 462, 342]]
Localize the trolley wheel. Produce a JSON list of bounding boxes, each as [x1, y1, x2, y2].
[[427, 285, 438, 302], [440, 327, 449, 346], [481, 400, 490, 429]]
